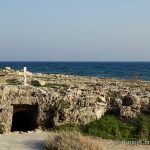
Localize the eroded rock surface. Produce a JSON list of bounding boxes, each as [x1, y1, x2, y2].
[[0, 68, 150, 133]]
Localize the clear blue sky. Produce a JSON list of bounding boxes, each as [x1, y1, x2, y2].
[[0, 0, 150, 61]]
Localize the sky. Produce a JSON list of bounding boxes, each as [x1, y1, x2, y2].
[[0, 0, 150, 61]]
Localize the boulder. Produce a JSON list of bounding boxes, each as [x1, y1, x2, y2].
[[31, 80, 46, 86]]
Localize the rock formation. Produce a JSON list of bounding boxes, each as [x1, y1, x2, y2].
[[0, 68, 150, 133]]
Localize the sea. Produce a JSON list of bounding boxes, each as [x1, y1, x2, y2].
[[0, 62, 150, 81]]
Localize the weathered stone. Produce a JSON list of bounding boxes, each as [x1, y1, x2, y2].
[[0, 68, 150, 134], [5, 67, 11, 71]]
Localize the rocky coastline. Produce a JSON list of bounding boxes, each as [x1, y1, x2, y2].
[[0, 67, 150, 134]]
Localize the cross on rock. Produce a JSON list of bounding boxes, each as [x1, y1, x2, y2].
[[24, 67, 27, 85]]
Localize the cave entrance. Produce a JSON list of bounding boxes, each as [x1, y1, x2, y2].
[[11, 104, 38, 132], [122, 96, 134, 106]]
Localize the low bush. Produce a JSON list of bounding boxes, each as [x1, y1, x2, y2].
[[6, 79, 22, 85], [81, 114, 150, 140], [55, 114, 150, 141], [45, 131, 101, 150]]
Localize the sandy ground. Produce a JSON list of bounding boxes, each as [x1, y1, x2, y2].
[[0, 131, 48, 150], [96, 138, 150, 150], [0, 131, 150, 150]]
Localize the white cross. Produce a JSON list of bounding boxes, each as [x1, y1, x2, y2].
[[24, 67, 27, 85]]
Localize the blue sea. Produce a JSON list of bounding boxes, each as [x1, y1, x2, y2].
[[0, 62, 150, 81]]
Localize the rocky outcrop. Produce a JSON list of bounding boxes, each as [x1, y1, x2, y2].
[[31, 79, 46, 86], [0, 85, 107, 133], [0, 68, 150, 133]]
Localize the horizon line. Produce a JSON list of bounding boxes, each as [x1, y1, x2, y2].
[[0, 61, 150, 63]]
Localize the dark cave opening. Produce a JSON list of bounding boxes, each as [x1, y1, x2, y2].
[[122, 96, 134, 106], [11, 105, 38, 132]]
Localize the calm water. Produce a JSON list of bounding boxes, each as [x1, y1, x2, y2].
[[0, 62, 150, 81]]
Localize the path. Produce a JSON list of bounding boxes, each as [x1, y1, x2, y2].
[[0, 131, 150, 150], [0, 131, 48, 150]]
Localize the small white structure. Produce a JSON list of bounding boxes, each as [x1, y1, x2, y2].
[[24, 67, 27, 85]]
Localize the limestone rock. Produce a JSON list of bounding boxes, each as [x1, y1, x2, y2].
[[0, 68, 150, 134]]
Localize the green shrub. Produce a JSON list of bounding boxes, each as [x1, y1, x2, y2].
[[55, 124, 79, 132], [6, 79, 22, 85], [81, 114, 150, 140], [55, 113, 150, 141], [81, 115, 122, 140], [138, 115, 150, 140]]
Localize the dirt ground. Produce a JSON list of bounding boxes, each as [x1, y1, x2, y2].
[[0, 131, 47, 150], [0, 131, 150, 150], [95, 138, 150, 150]]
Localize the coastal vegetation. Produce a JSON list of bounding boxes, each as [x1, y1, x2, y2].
[[46, 113, 150, 149], [81, 114, 150, 141], [1, 67, 150, 150], [43, 83, 69, 90], [6, 79, 22, 85], [45, 131, 100, 150], [55, 113, 150, 141]]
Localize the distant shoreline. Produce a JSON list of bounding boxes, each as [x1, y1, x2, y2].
[[0, 61, 150, 63], [0, 62, 150, 81]]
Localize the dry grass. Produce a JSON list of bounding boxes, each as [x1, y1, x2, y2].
[[0, 77, 6, 84], [45, 131, 101, 150]]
